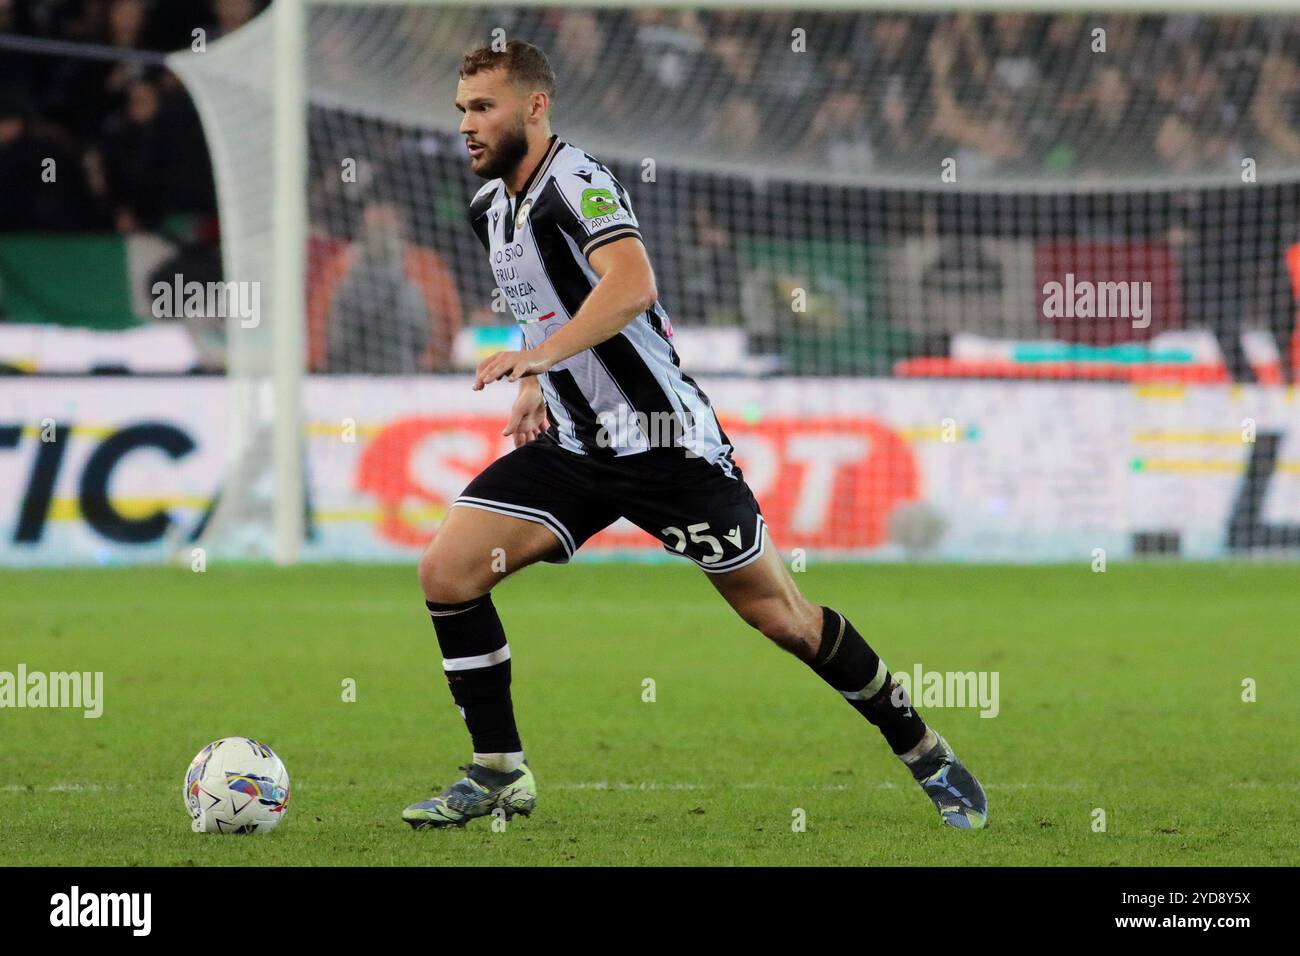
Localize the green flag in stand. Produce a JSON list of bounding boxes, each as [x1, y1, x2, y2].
[[0, 235, 145, 329], [736, 236, 908, 376]]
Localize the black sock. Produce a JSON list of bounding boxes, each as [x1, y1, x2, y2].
[[809, 606, 928, 756], [426, 594, 521, 754]]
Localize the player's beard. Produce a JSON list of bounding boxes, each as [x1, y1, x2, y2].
[[473, 116, 530, 181]]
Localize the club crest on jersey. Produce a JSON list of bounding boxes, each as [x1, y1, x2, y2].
[[515, 198, 534, 231]]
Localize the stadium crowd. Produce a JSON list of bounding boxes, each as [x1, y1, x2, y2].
[[6, 4, 1300, 234], [499, 9, 1300, 180], [0, 0, 266, 231]]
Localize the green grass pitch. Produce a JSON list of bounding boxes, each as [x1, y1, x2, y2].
[[2, 560, 1296, 866]]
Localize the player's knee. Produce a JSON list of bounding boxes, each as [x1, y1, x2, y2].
[[742, 594, 817, 653], [418, 545, 485, 604], [416, 548, 446, 600]]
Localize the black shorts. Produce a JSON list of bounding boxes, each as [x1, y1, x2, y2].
[[452, 433, 767, 573]]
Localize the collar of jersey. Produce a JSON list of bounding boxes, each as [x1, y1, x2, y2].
[[510, 133, 563, 199]]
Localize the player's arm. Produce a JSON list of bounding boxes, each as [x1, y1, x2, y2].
[[534, 237, 657, 365], [471, 237, 657, 390]]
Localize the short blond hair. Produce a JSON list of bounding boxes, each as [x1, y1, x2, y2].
[[459, 40, 556, 98]]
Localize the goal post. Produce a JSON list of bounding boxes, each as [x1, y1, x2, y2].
[[166, 0, 308, 564], [270, 0, 307, 565]]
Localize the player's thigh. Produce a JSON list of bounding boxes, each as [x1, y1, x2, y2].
[[614, 451, 820, 646], [419, 503, 562, 602], [619, 449, 767, 573], [705, 528, 821, 650]]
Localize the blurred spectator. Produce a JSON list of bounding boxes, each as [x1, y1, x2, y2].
[[210, 0, 258, 41], [310, 200, 463, 373], [808, 79, 873, 174], [88, 73, 213, 234], [926, 18, 1027, 176], [1156, 113, 1202, 175], [1070, 66, 1159, 174], [632, 9, 707, 94], [0, 88, 102, 229], [703, 94, 763, 155], [98, 77, 168, 232], [550, 11, 604, 94], [677, 200, 741, 326], [1251, 50, 1300, 164]]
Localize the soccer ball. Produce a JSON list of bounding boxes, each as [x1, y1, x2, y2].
[[183, 737, 291, 834]]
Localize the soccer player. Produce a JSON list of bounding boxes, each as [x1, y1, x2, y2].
[[402, 41, 988, 831]]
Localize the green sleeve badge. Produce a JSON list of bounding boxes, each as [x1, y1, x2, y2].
[[580, 188, 619, 219]]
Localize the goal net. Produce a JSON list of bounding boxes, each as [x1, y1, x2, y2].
[[168, 1, 1300, 564]]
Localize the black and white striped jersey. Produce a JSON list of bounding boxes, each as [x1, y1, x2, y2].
[[468, 134, 734, 469]]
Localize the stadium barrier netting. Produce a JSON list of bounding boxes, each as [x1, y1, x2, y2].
[[150, 3, 1300, 563]]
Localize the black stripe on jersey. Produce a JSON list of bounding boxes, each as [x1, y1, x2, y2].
[[506, 139, 561, 244], [654, 326, 735, 466], [535, 185, 680, 442], [676, 365, 713, 409], [517, 135, 563, 198], [645, 307, 668, 343], [604, 167, 633, 211], [543, 401, 561, 442], [591, 333, 679, 425], [533, 180, 597, 315], [468, 185, 499, 252], [546, 368, 617, 457], [582, 227, 641, 258], [660, 332, 713, 409]]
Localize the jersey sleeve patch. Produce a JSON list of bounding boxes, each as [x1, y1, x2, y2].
[[553, 166, 642, 259], [580, 187, 620, 219]]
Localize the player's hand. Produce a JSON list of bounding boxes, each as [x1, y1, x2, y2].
[[472, 349, 554, 390], [501, 385, 550, 447]]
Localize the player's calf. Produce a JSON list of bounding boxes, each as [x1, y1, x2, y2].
[[408, 507, 563, 827], [735, 592, 824, 661], [808, 605, 989, 830], [425, 592, 524, 766], [710, 542, 988, 828]]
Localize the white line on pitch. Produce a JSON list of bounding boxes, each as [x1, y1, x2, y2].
[[4, 780, 1294, 795]]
